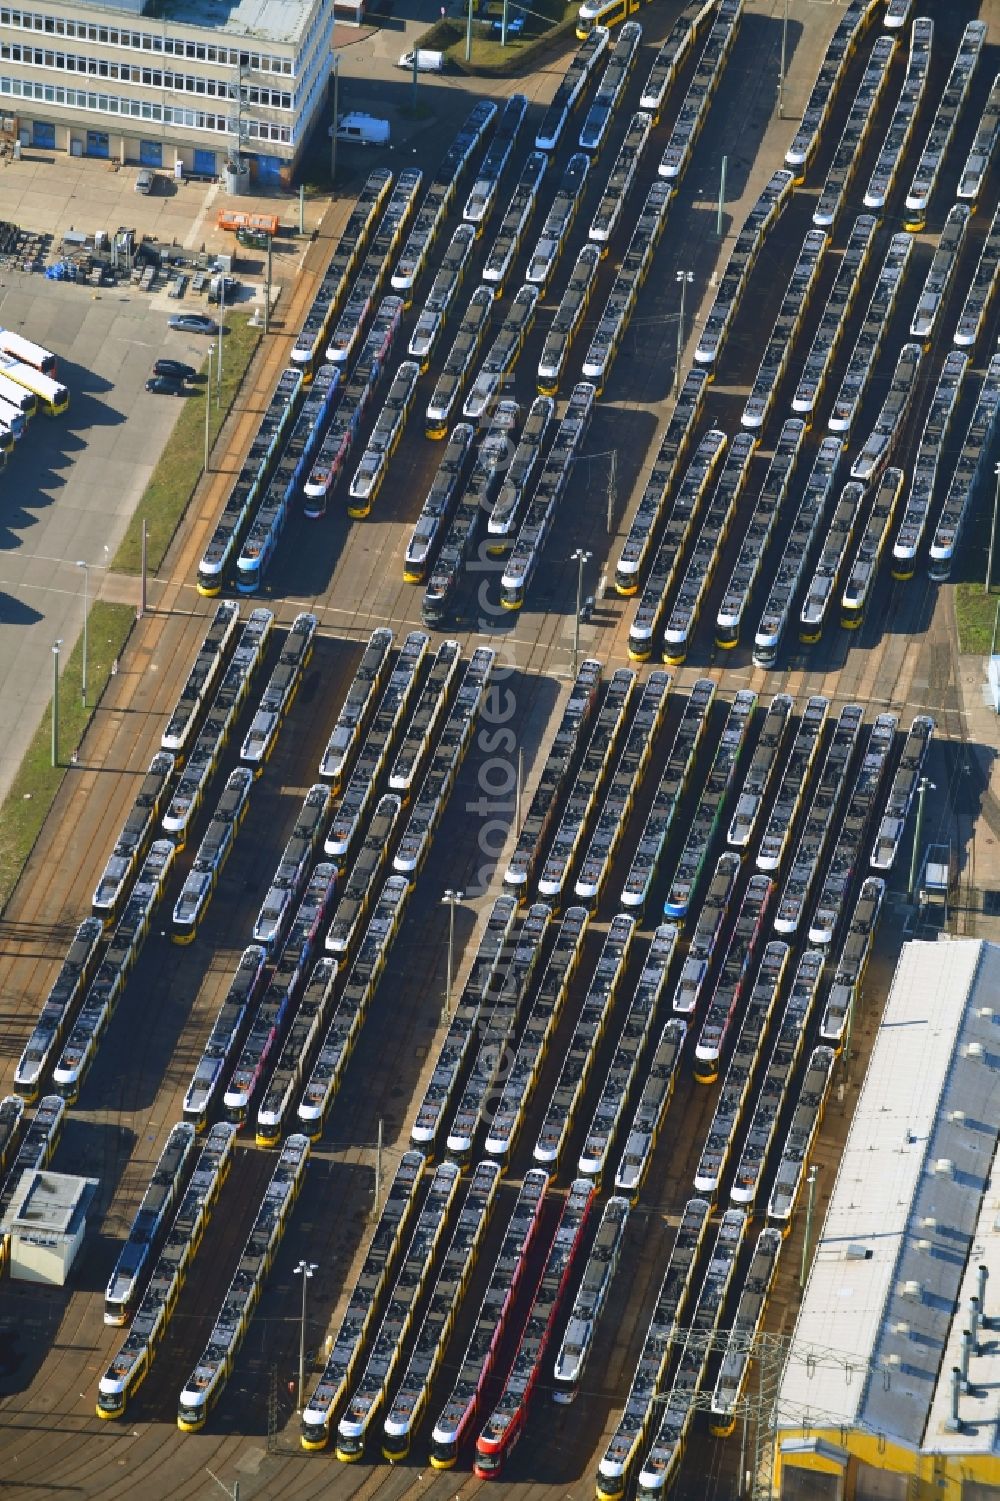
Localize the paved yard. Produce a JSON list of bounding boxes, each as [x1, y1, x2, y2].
[[0, 272, 217, 800]]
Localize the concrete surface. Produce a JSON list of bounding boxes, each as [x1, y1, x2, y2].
[[0, 271, 221, 802], [0, 153, 327, 252]]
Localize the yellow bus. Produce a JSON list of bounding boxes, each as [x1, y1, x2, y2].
[[0, 356, 69, 415]]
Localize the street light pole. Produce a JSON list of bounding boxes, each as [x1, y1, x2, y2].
[[216, 276, 225, 400], [908, 776, 934, 901], [515, 744, 523, 834], [76, 560, 89, 706], [206, 1469, 240, 1501], [988, 461, 1000, 595], [777, 0, 789, 118], [264, 236, 272, 336], [800, 1165, 818, 1289], [139, 522, 146, 621], [675, 270, 693, 397], [465, 0, 473, 63], [570, 548, 591, 680], [51, 639, 62, 768], [295, 1259, 317, 1412], [330, 52, 340, 190], [205, 346, 214, 473], [442, 889, 463, 1021]]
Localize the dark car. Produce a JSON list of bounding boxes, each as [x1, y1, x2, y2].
[[168, 313, 218, 335], [153, 358, 196, 381], [145, 375, 188, 396]]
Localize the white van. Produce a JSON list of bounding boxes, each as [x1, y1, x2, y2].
[[134, 169, 155, 194], [398, 49, 445, 72], [332, 112, 391, 146]]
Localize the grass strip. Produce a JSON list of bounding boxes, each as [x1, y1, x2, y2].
[[954, 583, 1000, 656], [0, 602, 135, 912], [438, 2, 578, 72], [112, 312, 261, 575]]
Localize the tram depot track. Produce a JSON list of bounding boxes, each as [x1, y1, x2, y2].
[[0, 2, 998, 1499]]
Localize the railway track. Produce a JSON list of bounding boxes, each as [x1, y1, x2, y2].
[[0, 3, 998, 1500]]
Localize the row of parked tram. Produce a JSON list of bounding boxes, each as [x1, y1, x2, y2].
[[405, 0, 752, 619], [613, 22, 1000, 667], [259, 667, 935, 1478], [18, 7, 970, 1481], [191, 85, 502, 594], [101, 663, 924, 1446], [174, 635, 495, 1147], [0, 1095, 65, 1272], [192, 0, 747, 631], [15, 635, 932, 1458], [304, 0, 756, 624], [83, 619, 509, 1430]]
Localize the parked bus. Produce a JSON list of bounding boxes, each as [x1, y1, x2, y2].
[[0, 355, 68, 415], [0, 370, 36, 417], [0, 329, 58, 376]]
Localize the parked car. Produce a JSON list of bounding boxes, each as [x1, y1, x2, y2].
[[135, 169, 156, 195], [168, 313, 218, 335], [397, 49, 445, 71], [331, 112, 391, 146], [153, 359, 196, 381], [145, 375, 188, 396]]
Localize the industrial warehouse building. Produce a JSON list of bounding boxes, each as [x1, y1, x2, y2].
[[776, 938, 1000, 1501], [0, 0, 340, 182]]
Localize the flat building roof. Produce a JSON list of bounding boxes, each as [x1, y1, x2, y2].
[[3, 1169, 97, 1238], [60, 0, 319, 49], [778, 938, 1000, 1458]]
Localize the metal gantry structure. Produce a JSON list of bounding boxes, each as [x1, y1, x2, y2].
[[647, 1327, 890, 1501]]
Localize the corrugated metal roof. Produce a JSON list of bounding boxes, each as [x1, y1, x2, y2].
[[778, 939, 1000, 1455]]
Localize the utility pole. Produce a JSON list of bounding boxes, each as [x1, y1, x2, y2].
[[675, 270, 693, 396], [571, 548, 591, 679], [465, 0, 473, 63], [412, 47, 419, 110], [908, 776, 934, 900], [717, 154, 728, 237], [502, 0, 508, 46], [375, 1117, 383, 1205]]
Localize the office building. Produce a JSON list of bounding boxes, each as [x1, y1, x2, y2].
[[0, 0, 336, 181]]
